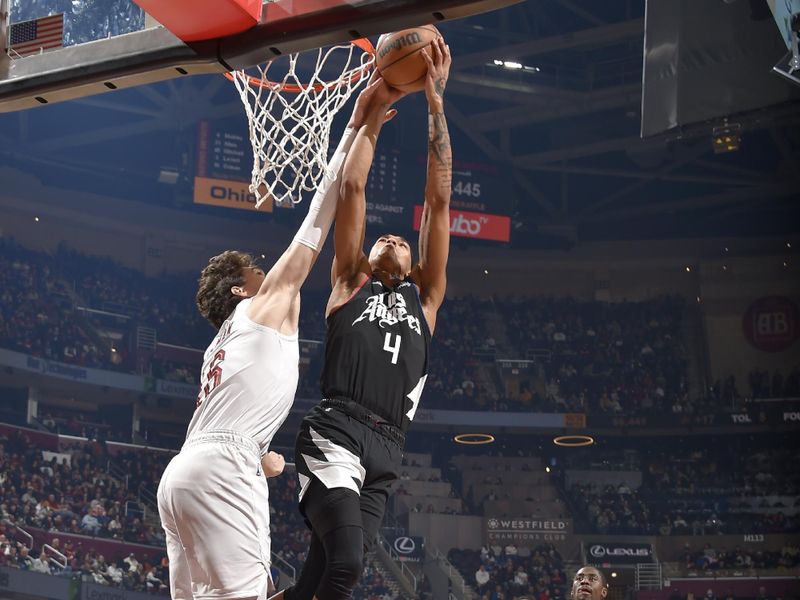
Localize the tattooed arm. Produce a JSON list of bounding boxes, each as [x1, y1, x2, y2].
[[412, 37, 452, 334]]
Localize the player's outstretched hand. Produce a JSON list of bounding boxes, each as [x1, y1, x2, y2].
[[261, 451, 286, 478], [348, 72, 406, 128], [421, 37, 451, 111]]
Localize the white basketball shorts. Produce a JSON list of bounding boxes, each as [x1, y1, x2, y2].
[[157, 430, 271, 600]]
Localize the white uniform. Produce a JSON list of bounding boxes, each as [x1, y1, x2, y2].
[[157, 298, 299, 600]]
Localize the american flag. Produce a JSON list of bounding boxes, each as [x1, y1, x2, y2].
[[9, 14, 64, 58]]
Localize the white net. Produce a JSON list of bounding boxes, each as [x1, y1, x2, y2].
[[229, 42, 374, 208]]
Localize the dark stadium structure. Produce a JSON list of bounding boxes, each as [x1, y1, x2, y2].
[[0, 1, 798, 599]]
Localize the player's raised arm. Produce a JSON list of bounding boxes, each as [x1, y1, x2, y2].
[[246, 77, 392, 328], [330, 79, 404, 290], [412, 38, 453, 333]]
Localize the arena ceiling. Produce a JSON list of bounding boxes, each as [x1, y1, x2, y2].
[[0, 0, 798, 246]]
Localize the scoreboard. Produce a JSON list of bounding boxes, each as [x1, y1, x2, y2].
[[196, 120, 250, 181], [449, 158, 513, 216], [194, 120, 263, 211], [408, 155, 513, 242], [192, 120, 515, 242]]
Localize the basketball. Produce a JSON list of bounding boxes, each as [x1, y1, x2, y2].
[[375, 25, 441, 92]]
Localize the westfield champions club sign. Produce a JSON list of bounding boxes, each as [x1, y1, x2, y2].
[[484, 517, 571, 548]]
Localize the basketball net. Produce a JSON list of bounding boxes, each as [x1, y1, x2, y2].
[[228, 40, 375, 208]]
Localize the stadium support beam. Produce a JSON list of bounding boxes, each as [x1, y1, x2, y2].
[[690, 159, 773, 179], [580, 183, 798, 222], [71, 97, 165, 117], [579, 141, 712, 218], [555, 0, 605, 26], [769, 128, 800, 183], [523, 164, 764, 187], [454, 18, 644, 70], [469, 83, 641, 131], [444, 100, 560, 219], [450, 72, 582, 101], [513, 135, 645, 167]]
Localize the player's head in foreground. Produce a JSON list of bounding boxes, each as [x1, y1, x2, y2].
[[368, 234, 414, 281], [571, 566, 608, 600], [196, 250, 266, 328]]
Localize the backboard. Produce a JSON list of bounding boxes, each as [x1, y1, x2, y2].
[[0, 0, 522, 112]]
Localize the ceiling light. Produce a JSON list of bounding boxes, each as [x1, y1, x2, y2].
[[553, 435, 595, 447], [454, 433, 495, 445], [711, 123, 741, 154], [503, 61, 523, 69]]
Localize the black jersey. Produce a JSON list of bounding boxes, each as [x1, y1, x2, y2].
[[321, 274, 431, 432]]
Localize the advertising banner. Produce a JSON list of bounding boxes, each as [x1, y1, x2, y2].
[[387, 535, 425, 562], [742, 296, 799, 353], [590, 400, 800, 430], [0, 348, 144, 391], [586, 541, 654, 564], [193, 176, 265, 212], [484, 517, 571, 548], [0, 566, 71, 599], [155, 379, 198, 400], [82, 581, 159, 600], [413, 409, 575, 429], [413, 206, 511, 243]]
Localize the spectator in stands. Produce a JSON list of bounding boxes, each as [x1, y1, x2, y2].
[[450, 543, 567, 600], [16, 545, 33, 570], [475, 563, 490, 591], [30, 549, 51, 574]]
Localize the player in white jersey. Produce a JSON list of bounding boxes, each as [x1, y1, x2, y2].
[[157, 75, 402, 600]]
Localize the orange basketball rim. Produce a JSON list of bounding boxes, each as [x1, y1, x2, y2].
[[224, 38, 376, 93]]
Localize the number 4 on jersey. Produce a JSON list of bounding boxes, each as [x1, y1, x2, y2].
[[383, 332, 401, 365]]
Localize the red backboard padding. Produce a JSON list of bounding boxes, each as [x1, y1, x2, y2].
[[133, 0, 261, 42]]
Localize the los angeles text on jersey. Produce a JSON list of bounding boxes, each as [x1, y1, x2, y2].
[[352, 282, 422, 335]]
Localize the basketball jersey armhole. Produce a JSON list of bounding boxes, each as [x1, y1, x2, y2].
[[237, 298, 299, 342], [327, 272, 371, 319], [408, 279, 433, 340]]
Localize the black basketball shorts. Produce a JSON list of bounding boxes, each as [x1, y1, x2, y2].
[[293, 401, 403, 545]]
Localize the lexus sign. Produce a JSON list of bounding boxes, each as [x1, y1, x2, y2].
[[588, 542, 653, 564], [389, 535, 424, 562]]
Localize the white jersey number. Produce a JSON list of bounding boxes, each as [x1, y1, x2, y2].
[[383, 333, 401, 365]]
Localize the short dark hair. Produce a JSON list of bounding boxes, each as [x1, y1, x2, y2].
[[597, 569, 608, 588], [196, 250, 256, 329]]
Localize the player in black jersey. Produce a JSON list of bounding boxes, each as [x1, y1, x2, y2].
[[275, 38, 452, 600]]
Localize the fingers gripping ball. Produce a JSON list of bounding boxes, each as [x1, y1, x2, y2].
[[375, 25, 441, 92]]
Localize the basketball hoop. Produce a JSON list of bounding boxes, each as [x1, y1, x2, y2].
[[226, 38, 375, 209]]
